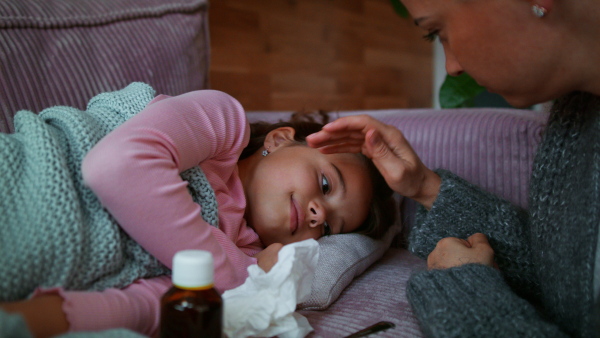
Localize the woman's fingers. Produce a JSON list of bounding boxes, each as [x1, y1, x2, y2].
[[306, 130, 366, 149], [307, 115, 383, 148], [317, 143, 364, 154], [467, 233, 491, 247], [321, 114, 381, 132], [427, 233, 496, 270], [308, 114, 441, 206], [363, 129, 404, 171]]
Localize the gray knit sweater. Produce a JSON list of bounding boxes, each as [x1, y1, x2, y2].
[[407, 92, 600, 337], [0, 83, 218, 302]]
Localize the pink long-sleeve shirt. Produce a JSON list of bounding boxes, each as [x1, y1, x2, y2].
[[34, 90, 263, 336]]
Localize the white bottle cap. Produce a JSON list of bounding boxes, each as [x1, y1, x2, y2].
[[172, 250, 214, 288]]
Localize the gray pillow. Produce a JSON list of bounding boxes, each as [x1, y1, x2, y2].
[[299, 209, 402, 310]]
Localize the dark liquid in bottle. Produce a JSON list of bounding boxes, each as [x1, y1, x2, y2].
[[160, 286, 223, 338]]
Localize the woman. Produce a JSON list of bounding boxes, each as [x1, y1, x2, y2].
[[307, 0, 600, 336]]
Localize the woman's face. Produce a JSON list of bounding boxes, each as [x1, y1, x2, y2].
[[403, 0, 570, 107], [244, 143, 372, 247]]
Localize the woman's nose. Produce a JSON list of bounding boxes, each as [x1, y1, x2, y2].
[[444, 47, 464, 77], [308, 201, 327, 228]]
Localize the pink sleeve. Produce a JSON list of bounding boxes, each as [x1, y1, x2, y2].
[[34, 277, 171, 337], [82, 90, 256, 291]]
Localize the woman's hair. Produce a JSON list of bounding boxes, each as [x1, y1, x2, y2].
[[240, 111, 397, 240]]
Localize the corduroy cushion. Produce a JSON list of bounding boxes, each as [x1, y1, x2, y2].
[[377, 108, 546, 241], [0, 0, 209, 133], [298, 219, 401, 310]]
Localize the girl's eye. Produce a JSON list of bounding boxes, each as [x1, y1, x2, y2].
[[323, 221, 332, 236], [422, 30, 439, 42], [321, 175, 330, 194]]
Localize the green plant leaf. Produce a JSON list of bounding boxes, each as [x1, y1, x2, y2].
[[439, 73, 486, 108], [389, 0, 409, 18]]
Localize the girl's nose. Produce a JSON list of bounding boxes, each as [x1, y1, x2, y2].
[[308, 201, 327, 228]]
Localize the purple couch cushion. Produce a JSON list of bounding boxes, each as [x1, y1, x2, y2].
[[299, 248, 426, 337], [374, 108, 547, 243], [0, 0, 209, 133], [373, 108, 547, 209]]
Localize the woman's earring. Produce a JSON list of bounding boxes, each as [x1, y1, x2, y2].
[[262, 147, 270, 156], [532, 4, 547, 18]]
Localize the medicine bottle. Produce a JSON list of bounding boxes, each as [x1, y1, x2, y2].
[[160, 250, 222, 338]]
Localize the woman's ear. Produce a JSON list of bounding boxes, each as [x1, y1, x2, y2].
[[264, 127, 296, 153], [530, 0, 553, 15]]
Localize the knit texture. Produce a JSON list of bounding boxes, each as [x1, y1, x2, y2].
[[0, 82, 218, 301], [407, 92, 600, 337], [407, 264, 563, 338]]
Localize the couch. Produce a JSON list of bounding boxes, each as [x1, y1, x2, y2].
[[0, 0, 548, 336]]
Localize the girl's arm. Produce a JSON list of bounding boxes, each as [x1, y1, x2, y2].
[[1, 294, 68, 338], [82, 90, 257, 291], [2, 276, 171, 337], [1, 243, 280, 337]]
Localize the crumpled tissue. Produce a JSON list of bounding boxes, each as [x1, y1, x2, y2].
[[222, 239, 319, 338]]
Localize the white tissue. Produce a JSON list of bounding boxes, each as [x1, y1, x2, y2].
[[222, 239, 319, 338]]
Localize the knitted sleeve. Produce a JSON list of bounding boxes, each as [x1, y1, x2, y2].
[[408, 169, 536, 295], [407, 264, 569, 337], [81, 89, 256, 292]]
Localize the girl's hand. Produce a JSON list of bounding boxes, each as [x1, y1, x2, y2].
[[1, 294, 68, 338], [254, 243, 283, 273], [427, 233, 496, 270], [306, 115, 441, 209]]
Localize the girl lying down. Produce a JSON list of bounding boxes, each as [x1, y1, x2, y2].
[[0, 83, 395, 337]]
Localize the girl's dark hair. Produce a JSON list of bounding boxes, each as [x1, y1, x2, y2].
[[241, 111, 397, 239]]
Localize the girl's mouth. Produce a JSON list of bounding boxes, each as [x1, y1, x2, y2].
[[290, 197, 301, 234]]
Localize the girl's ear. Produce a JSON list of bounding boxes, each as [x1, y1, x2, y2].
[[264, 127, 296, 152]]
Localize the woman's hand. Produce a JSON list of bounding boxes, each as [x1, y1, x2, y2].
[[306, 115, 441, 209], [254, 243, 283, 273], [427, 233, 496, 270]]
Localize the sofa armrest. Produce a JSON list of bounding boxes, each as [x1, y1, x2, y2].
[[369, 108, 547, 244], [372, 108, 547, 209], [0, 0, 209, 133]]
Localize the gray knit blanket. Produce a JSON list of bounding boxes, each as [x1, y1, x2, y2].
[[0, 82, 218, 302]]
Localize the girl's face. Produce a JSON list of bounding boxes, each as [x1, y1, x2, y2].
[[404, 0, 572, 107], [242, 134, 372, 247]]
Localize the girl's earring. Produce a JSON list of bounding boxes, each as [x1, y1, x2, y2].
[[262, 147, 270, 156], [532, 4, 547, 18]]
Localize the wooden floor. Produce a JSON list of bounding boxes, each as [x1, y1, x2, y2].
[[208, 0, 433, 112]]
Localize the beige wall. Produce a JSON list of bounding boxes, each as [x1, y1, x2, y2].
[[208, 0, 433, 112]]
